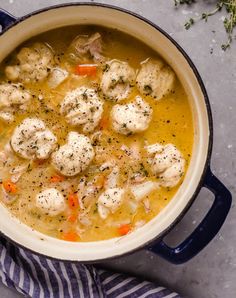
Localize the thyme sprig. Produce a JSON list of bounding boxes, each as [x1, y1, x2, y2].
[[174, 0, 236, 50]]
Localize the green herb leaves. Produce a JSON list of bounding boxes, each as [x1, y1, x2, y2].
[[174, 0, 236, 50], [174, 0, 195, 5]]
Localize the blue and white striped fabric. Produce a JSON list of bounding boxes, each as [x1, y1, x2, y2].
[[0, 236, 181, 298]]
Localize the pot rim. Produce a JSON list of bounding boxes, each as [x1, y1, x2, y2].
[[0, 2, 213, 262]]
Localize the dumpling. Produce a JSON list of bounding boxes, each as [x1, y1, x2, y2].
[[136, 58, 175, 100], [60, 87, 103, 132], [51, 132, 94, 176], [97, 188, 125, 219], [10, 118, 57, 160], [0, 83, 32, 123], [5, 43, 54, 83], [145, 143, 185, 187], [111, 96, 152, 135], [36, 188, 66, 216], [101, 60, 136, 102]]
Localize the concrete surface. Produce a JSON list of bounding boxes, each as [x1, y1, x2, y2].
[[0, 1, 235, 297]]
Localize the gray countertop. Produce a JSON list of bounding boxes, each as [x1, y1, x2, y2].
[[0, 1, 235, 297]]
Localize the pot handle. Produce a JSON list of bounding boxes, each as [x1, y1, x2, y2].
[[148, 167, 232, 264], [0, 9, 16, 31]]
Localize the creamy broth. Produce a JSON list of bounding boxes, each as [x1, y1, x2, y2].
[[0, 26, 193, 241]]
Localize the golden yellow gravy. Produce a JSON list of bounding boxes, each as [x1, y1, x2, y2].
[[0, 26, 193, 241]]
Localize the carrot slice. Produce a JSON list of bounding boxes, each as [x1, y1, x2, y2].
[[3, 180, 17, 194], [99, 117, 109, 130], [67, 213, 78, 223], [34, 159, 47, 165], [68, 193, 79, 210], [75, 64, 97, 76], [50, 175, 65, 183], [61, 231, 79, 242], [118, 224, 131, 236]]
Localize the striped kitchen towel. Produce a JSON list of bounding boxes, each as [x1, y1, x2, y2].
[[0, 236, 181, 298]]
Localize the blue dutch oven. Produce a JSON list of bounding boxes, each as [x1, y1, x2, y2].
[[0, 3, 232, 264]]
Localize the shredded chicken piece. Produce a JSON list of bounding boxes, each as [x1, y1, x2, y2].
[[105, 166, 120, 189], [79, 212, 92, 226], [0, 143, 15, 164], [48, 67, 68, 89], [76, 176, 101, 212], [135, 220, 146, 228], [10, 163, 29, 183], [107, 219, 131, 227], [120, 143, 141, 161], [143, 198, 151, 213], [128, 200, 138, 213], [131, 173, 146, 184], [1, 186, 17, 204], [68, 32, 104, 63], [0, 151, 7, 163], [99, 161, 115, 172], [77, 177, 87, 209], [130, 181, 159, 202]]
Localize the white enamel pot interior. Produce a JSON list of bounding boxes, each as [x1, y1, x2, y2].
[[0, 4, 211, 262]]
